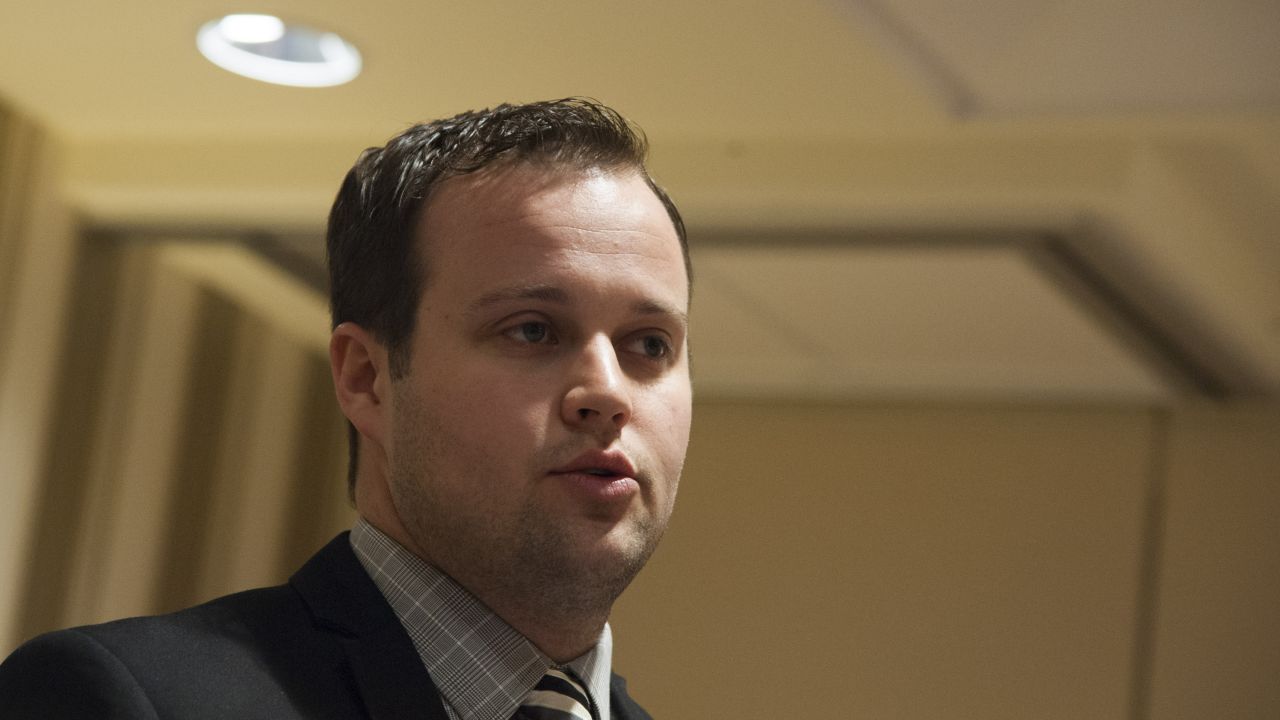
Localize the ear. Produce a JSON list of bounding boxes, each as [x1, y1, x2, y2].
[[330, 322, 392, 452]]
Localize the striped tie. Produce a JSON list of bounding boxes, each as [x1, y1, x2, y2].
[[511, 668, 598, 720]]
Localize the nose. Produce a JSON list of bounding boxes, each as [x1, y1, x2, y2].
[[561, 334, 632, 435]]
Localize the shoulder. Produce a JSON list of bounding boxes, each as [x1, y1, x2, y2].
[[0, 535, 388, 718], [0, 622, 162, 718], [0, 584, 342, 718], [0, 584, 308, 712], [0, 620, 170, 712]]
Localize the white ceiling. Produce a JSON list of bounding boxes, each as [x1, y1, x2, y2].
[[691, 240, 1175, 401], [844, 0, 1280, 116], [0, 0, 943, 141], [3, 0, 1277, 402]]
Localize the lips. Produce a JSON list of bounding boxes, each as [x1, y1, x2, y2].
[[550, 449, 637, 480]]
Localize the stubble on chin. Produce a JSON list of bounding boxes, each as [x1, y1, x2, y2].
[[388, 379, 678, 629], [392, 465, 669, 623], [388, 452, 663, 623], [505, 501, 666, 618]]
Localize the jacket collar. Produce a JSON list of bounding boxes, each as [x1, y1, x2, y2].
[[290, 532, 451, 720], [291, 533, 652, 720]]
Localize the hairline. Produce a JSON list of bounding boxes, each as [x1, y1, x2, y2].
[[390, 158, 689, 376]]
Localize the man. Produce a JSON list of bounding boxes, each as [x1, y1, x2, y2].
[[0, 98, 692, 719]]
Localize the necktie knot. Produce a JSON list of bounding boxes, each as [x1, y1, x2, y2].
[[511, 668, 598, 720]]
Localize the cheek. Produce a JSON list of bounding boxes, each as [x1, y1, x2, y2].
[[445, 371, 557, 449], [646, 385, 693, 472]]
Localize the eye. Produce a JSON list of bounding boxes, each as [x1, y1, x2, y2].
[[505, 321, 557, 345], [626, 333, 673, 360]]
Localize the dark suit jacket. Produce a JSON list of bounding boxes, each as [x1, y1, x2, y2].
[[0, 533, 653, 719]]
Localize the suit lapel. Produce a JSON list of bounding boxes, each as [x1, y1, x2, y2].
[[340, 635, 450, 720], [609, 673, 654, 720], [292, 534, 657, 720], [291, 534, 451, 720]]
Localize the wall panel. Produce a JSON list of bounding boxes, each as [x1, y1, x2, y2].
[[1149, 405, 1280, 720], [614, 402, 1155, 719]]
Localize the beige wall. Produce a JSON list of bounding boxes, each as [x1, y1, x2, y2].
[[2, 239, 354, 642], [0, 102, 76, 652], [613, 401, 1280, 719], [1149, 406, 1280, 719]]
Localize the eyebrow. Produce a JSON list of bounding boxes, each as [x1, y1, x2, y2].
[[467, 284, 688, 327]]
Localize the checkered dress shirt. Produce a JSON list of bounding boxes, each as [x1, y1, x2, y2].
[[349, 519, 613, 720]]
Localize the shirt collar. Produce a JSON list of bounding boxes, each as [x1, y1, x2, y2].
[[349, 518, 613, 720]]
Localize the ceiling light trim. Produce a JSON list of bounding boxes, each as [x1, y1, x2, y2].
[[196, 15, 361, 88]]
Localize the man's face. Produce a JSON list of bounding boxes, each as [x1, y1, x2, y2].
[[385, 164, 691, 612]]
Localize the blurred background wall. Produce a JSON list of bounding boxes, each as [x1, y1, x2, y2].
[[1, 2, 1279, 718]]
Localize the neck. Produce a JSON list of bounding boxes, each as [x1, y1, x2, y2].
[[357, 509, 613, 664], [481, 595, 610, 664]]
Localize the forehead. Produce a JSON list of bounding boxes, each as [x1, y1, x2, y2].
[[415, 164, 687, 300]]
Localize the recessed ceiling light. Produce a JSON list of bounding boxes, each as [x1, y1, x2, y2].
[[197, 14, 361, 88]]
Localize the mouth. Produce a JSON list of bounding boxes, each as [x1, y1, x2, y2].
[[548, 449, 643, 506], [551, 449, 638, 481]]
